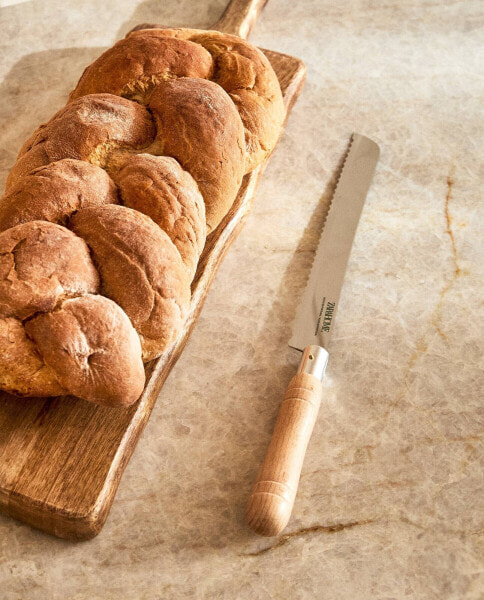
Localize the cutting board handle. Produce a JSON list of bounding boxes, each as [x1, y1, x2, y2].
[[212, 0, 269, 38], [131, 0, 269, 40]]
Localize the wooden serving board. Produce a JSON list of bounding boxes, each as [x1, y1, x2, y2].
[[0, 0, 305, 540]]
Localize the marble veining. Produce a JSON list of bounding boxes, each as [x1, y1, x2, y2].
[[0, 0, 483, 599]]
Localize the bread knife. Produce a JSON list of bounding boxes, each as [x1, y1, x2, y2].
[[246, 133, 380, 536]]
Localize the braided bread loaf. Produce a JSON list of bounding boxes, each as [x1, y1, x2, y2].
[[0, 28, 284, 407]]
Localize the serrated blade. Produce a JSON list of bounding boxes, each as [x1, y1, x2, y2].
[[289, 133, 380, 351]]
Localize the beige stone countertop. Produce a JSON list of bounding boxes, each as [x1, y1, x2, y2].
[[0, 0, 483, 598]]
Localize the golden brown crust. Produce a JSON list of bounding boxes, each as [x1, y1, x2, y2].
[[0, 27, 284, 406], [187, 30, 285, 170], [114, 154, 206, 279], [25, 295, 145, 407], [132, 28, 285, 168], [6, 94, 156, 189], [70, 205, 191, 361], [0, 221, 146, 405], [70, 33, 214, 100], [148, 77, 245, 232], [71, 28, 284, 173], [0, 221, 99, 320], [0, 317, 66, 397], [0, 159, 118, 232]]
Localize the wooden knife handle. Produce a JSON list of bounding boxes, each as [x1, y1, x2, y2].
[[246, 347, 327, 536]]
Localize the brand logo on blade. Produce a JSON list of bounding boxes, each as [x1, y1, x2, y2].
[[315, 297, 336, 336]]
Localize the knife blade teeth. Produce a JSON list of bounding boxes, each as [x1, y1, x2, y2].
[[289, 133, 380, 351], [288, 138, 355, 352], [300, 136, 355, 286]]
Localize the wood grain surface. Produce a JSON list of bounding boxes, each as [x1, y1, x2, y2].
[[212, 0, 269, 38], [246, 371, 323, 537], [0, 1, 306, 540]]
